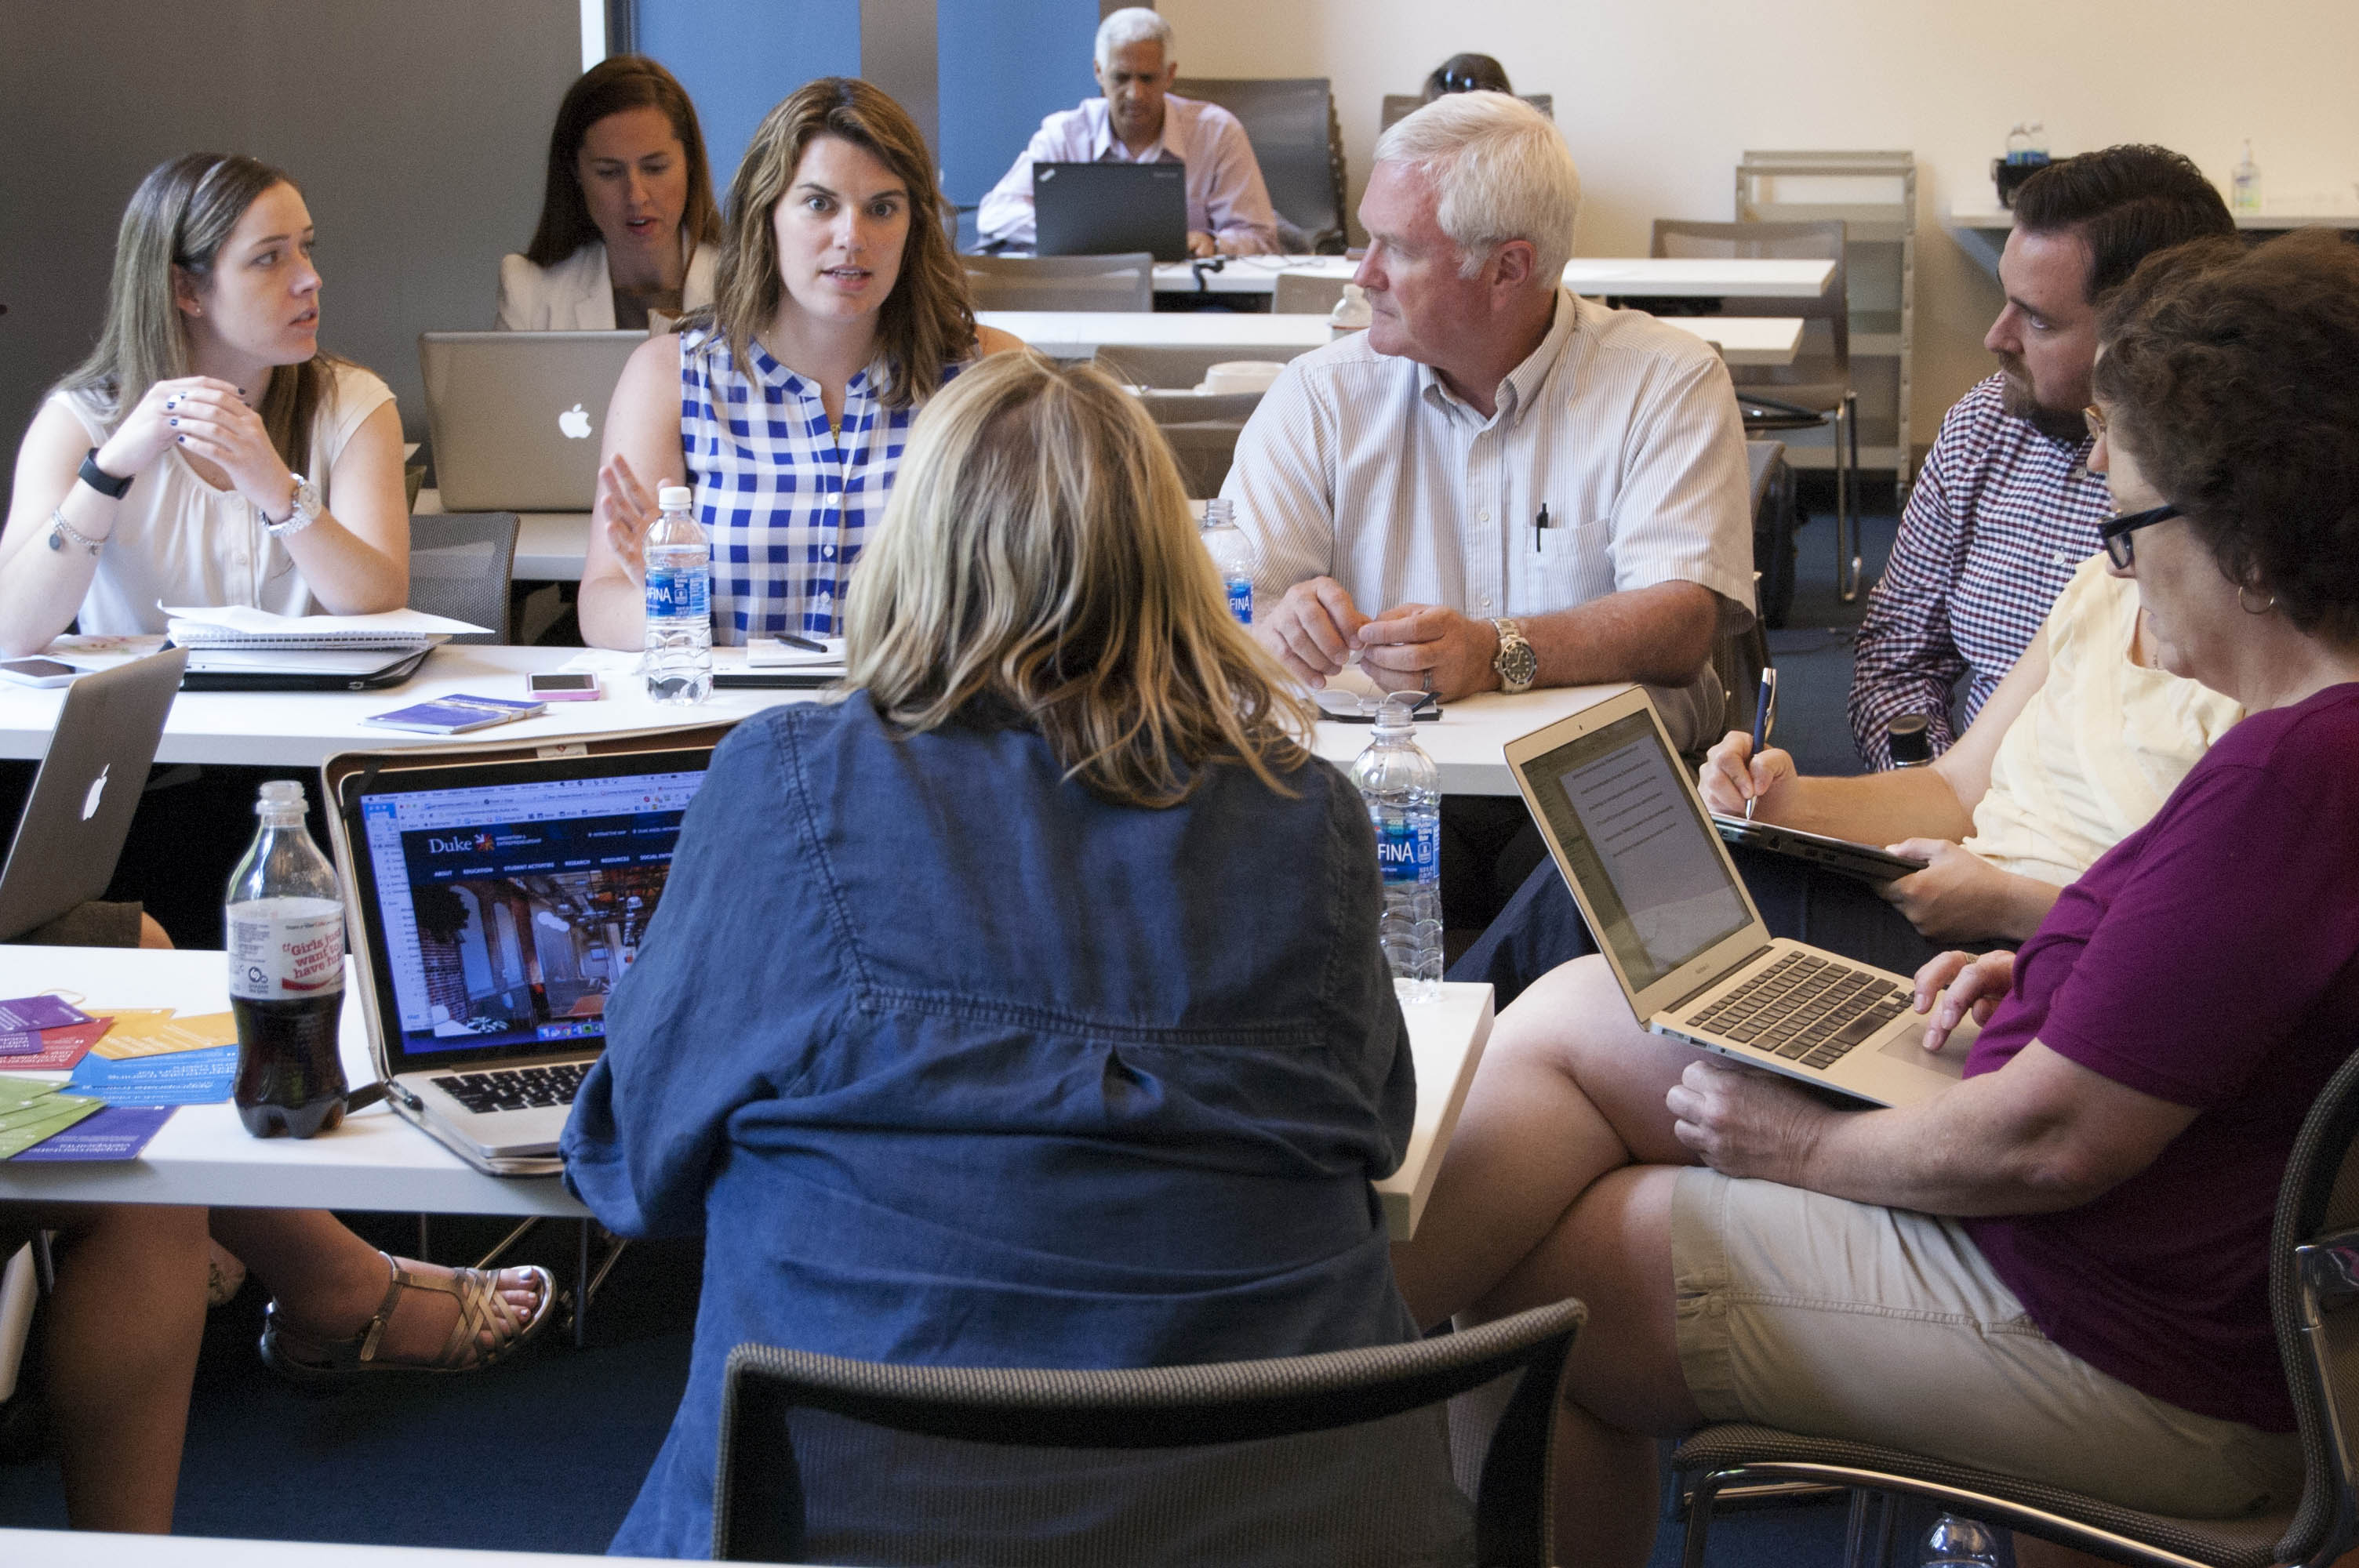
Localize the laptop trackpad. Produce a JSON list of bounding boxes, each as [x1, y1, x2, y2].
[[1877, 1015, 1976, 1079]]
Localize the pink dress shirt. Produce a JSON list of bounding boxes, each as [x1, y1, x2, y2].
[[976, 94, 1280, 255]]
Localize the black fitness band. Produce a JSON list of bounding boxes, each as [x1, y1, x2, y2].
[[78, 448, 133, 499]]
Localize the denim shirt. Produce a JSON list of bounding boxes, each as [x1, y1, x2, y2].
[[562, 696, 1429, 1559]]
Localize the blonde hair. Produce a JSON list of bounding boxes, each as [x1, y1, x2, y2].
[[702, 78, 973, 408], [1375, 91, 1580, 283], [844, 353, 1314, 808], [57, 153, 340, 475]]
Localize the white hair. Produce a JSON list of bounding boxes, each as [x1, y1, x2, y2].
[[1095, 7, 1174, 70], [1373, 92, 1581, 285]]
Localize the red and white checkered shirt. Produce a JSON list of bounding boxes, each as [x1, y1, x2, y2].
[[1848, 374, 2112, 768]]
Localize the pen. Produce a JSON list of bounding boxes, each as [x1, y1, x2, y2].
[[1534, 502, 1550, 553], [1744, 668, 1778, 821], [779, 633, 828, 653]]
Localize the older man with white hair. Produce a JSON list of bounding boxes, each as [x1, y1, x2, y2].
[[975, 7, 1278, 257], [1224, 93, 1754, 750]]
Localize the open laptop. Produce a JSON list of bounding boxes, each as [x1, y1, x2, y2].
[[1034, 162, 1190, 263], [324, 725, 729, 1173], [1503, 688, 1976, 1107], [419, 330, 642, 512], [0, 648, 186, 941]]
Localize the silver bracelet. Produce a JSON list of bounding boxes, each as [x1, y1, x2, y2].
[[46, 510, 104, 557]]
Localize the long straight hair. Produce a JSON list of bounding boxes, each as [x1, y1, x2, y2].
[[844, 353, 1314, 808], [56, 153, 336, 476], [701, 78, 974, 408], [524, 55, 722, 268]]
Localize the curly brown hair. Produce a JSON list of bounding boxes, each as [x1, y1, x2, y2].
[[2094, 229, 2359, 644], [702, 78, 974, 408]]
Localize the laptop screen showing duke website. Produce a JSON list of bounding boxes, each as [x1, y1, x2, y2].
[[357, 769, 704, 1060], [1520, 711, 1754, 990]]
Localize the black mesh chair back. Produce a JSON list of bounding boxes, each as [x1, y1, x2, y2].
[[1274, 273, 1351, 315], [714, 1297, 1583, 1566], [1673, 1045, 2359, 1568], [406, 511, 518, 644], [1093, 343, 1309, 389], [1174, 77, 1346, 253], [963, 253, 1154, 313]]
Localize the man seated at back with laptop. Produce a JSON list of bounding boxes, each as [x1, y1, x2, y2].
[[974, 7, 1278, 258], [1222, 91, 1753, 924]]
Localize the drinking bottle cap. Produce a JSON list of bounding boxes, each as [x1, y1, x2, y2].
[[659, 485, 693, 510]]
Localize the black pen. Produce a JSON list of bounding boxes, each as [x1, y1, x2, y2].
[[779, 633, 828, 653], [1534, 502, 1550, 552], [1744, 668, 1778, 821]]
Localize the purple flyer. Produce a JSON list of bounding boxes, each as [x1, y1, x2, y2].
[[14, 1105, 176, 1162], [0, 996, 92, 1033]]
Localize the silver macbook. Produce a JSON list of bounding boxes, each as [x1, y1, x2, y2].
[[419, 330, 642, 512], [1503, 688, 1975, 1107], [325, 727, 725, 1173], [0, 648, 186, 942]]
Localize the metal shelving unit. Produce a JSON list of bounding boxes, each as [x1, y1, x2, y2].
[[1738, 150, 1917, 490]]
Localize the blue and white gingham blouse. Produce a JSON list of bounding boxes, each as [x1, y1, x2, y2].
[[678, 328, 949, 643]]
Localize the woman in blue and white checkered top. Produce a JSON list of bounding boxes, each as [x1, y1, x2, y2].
[[581, 78, 1023, 649]]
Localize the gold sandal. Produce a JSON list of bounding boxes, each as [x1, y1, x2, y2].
[[259, 1252, 557, 1391]]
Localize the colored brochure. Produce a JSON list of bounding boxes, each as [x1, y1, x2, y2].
[[0, 1075, 64, 1114], [14, 1105, 176, 1162], [68, 1044, 238, 1106], [0, 995, 93, 1032], [89, 1010, 238, 1060], [0, 1097, 102, 1159], [361, 694, 549, 735], [0, 1017, 112, 1070]]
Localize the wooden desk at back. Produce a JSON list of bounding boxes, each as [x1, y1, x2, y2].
[[0, 642, 1623, 794], [0, 946, 1494, 1241], [1154, 255, 1837, 299]]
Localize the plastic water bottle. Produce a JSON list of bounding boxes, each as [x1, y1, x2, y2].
[[1200, 498, 1256, 626], [644, 484, 711, 705], [1351, 696, 1442, 1004], [2233, 140, 2263, 213], [226, 780, 348, 1140], [1921, 1514, 2001, 1568], [1329, 282, 1373, 339]]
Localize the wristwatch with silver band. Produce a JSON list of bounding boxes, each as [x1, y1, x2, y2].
[[263, 472, 322, 538], [1491, 618, 1537, 694]]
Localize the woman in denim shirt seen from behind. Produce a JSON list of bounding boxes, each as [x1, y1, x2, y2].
[[562, 352, 1465, 1561]]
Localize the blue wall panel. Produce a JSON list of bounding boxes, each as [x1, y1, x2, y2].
[[638, 0, 863, 198], [936, 0, 1100, 207]]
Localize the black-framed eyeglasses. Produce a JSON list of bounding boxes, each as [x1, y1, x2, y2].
[[2098, 503, 2183, 568]]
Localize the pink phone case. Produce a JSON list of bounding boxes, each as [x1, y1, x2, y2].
[[530, 675, 602, 702]]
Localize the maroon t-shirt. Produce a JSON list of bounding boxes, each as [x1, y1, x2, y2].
[[1961, 683, 2359, 1432]]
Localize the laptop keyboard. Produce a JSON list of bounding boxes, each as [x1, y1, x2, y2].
[[1688, 953, 1913, 1072], [431, 1062, 590, 1116]]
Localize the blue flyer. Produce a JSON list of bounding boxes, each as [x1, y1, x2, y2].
[[67, 1044, 239, 1106], [15, 1105, 177, 1161]]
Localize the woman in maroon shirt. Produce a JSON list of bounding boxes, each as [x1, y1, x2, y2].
[[1394, 229, 2359, 1568]]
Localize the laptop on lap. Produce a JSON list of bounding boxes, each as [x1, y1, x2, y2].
[[1033, 162, 1190, 263], [1503, 688, 1976, 1107], [0, 648, 186, 942], [323, 725, 728, 1174], [419, 330, 642, 512]]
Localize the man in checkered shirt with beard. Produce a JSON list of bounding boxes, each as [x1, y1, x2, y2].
[[1847, 146, 2232, 768]]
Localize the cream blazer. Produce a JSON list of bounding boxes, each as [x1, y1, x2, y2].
[[494, 234, 716, 331]]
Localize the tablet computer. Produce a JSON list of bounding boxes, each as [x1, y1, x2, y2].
[[1711, 815, 1928, 884]]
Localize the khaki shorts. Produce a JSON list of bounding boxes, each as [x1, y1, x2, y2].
[[1670, 1168, 2301, 1519]]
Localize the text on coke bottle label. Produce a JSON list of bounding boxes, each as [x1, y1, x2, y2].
[[227, 897, 347, 1001]]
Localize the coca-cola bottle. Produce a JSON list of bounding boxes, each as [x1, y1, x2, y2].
[[226, 779, 348, 1138]]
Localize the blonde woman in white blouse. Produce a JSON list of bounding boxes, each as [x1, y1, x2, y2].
[[496, 56, 723, 332], [0, 152, 409, 656]]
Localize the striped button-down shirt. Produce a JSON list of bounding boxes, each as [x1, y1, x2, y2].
[[678, 330, 927, 643], [976, 94, 1279, 255], [1222, 287, 1757, 669], [1848, 374, 2110, 768]]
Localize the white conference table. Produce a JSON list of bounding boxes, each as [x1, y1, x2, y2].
[[0, 640, 1621, 795], [1153, 254, 1835, 299], [1943, 198, 2359, 279], [0, 946, 1492, 1240], [978, 308, 1803, 365]]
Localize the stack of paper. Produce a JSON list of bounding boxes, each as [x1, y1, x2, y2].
[[163, 605, 491, 652]]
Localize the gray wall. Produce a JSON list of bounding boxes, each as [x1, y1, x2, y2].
[[0, 0, 580, 445]]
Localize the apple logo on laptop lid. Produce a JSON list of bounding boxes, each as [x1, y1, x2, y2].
[[82, 763, 107, 822], [558, 404, 592, 440]]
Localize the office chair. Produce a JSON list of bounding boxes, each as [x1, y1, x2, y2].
[[407, 512, 518, 643], [962, 253, 1155, 313], [1675, 1045, 2359, 1568], [1092, 343, 1309, 389], [714, 1297, 1584, 1566], [1174, 77, 1348, 253]]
